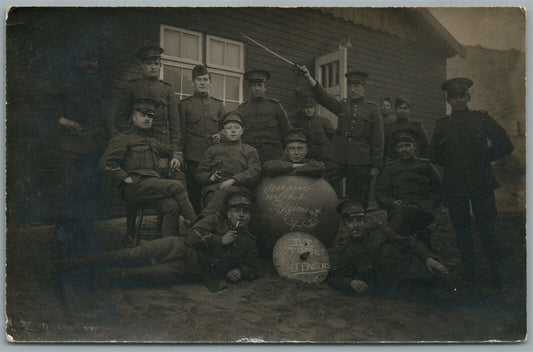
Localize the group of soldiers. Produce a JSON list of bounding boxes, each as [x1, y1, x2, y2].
[[42, 42, 513, 296]]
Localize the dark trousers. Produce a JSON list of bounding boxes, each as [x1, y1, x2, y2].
[[122, 177, 196, 236], [446, 192, 499, 278], [185, 160, 202, 214], [324, 159, 370, 204], [55, 151, 102, 256]]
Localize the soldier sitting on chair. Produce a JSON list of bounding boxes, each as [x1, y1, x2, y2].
[[328, 199, 449, 299], [263, 128, 326, 178], [51, 189, 259, 292], [376, 131, 442, 249], [99, 98, 196, 238], [195, 111, 261, 216]]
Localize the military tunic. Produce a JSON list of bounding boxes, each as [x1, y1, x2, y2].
[[114, 76, 180, 150], [383, 117, 430, 161], [328, 222, 435, 292], [429, 108, 513, 276], [289, 111, 335, 161], [237, 97, 291, 163]]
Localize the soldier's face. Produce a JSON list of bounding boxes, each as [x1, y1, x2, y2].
[[141, 58, 162, 78], [250, 82, 266, 98], [285, 142, 308, 163], [132, 110, 154, 129], [348, 83, 365, 100], [381, 100, 392, 115], [224, 122, 244, 142], [194, 74, 211, 94], [447, 92, 470, 110], [396, 141, 416, 160], [395, 103, 410, 119], [227, 206, 251, 228], [303, 106, 316, 117], [343, 215, 366, 238]]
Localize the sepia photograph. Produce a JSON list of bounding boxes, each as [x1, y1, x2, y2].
[[4, 6, 527, 343]]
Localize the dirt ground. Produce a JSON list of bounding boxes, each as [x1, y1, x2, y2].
[[5, 209, 526, 343]]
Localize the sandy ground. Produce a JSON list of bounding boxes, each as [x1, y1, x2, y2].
[[5, 210, 526, 343]]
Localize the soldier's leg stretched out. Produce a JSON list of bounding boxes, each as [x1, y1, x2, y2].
[[388, 203, 435, 248], [446, 196, 474, 279]]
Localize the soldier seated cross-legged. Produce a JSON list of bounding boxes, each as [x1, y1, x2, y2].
[[99, 98, 196, 241], [50, 189, 259, 292], [328, 199, 451, 301]]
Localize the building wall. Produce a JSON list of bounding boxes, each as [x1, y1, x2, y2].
[[7, 7, 449, 222]]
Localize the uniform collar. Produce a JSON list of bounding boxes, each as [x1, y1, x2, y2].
[[451, 107, 470, 117], [251, 95, 266, 102], [350, 96, 365, 105], [194, 91, 210, 98]]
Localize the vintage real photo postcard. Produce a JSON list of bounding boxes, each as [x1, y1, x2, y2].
[[5, 6, 526, 343]]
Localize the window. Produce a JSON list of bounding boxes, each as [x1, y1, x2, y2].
[[160, 25, 244, 109]]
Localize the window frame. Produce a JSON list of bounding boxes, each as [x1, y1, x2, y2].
[[160, 24, 203, 66], [206, 34, 245, 74]]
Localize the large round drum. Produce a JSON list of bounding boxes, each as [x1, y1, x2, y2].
[[251, 175, 339, 256], [272, 232, 330, 283]]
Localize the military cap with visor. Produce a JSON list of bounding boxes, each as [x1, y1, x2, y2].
[[336, 199, 366, 218], [392, 130, 416, 145], [132, 98, 160, 116], [394, 96, 411, 109], [282, 128, 309, 148], [136, 45, 164, 60], [224, 189, 254, 209], [441, 77, 473, 95], [192, 65, 210, 80], [222, 111, 245, 127], [244, 69, 271, 83], [345, 71, 369, 85]]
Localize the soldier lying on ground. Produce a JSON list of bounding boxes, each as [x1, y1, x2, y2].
[[263, 128, 326, 178], [376, 131, 441, 249], [51, 189, 259, 292], [328, 199, 450, 299], [195, 111, 261, 216], [99, 98, 196, 237]]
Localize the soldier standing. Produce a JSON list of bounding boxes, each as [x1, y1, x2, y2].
[[383, 96, 430, 161], [237, 69, 291, 163], [430, 77, 513, 288], [380, 97, 395, 125], [113, 45, 182, 178], [297, 65, 384, 204], [289, 96, 335, 161], [36, 41, 107, 256], [178, 65, 226, 212]]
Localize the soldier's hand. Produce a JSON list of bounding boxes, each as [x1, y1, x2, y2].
[[170, 158, 181, 170], [292, 163, 305, 168], [425, 258, 449, 275], [59, 117, 82, 132], [370, 167, 380, 176], [219, 178, 236, 189], [222, 230, 238, 245], [210, 171, 222, 182], [392, 200, 403, 208], [296, 64, 316, 86], [211, 133, 222, 144], [226, 268, 242, 282], [123, 177, 133, 184], [349, 279, 368, 293]]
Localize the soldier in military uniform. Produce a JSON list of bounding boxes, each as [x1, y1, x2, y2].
[[297, 65, 384, 205], [35, 41, 108, 256], [289, 96, 335, 161], [195, 111, 261, 212], [328, 199, 449, 297], [380, 97, 396, 125], [113, 46, 182, 179], [430, 77, 514, 288], [51, 189, 259, 291], [263, 128, 326, 178], [383, 96, 430, 161], [377, 132, 441, 248], [237, 69, 291, 163], [179, 65, 226, 212], [99, 98, 196, 237]]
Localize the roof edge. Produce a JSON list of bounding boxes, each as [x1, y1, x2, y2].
[[414, 8, 466, 58]]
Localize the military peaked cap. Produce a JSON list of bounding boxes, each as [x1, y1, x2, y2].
[[441, 77, 473, 94], [132, 98, 160, 116], [345, 71, 369, 84], [192, 65, 210, 80], [222, 111, 245, 127], [392, 129, 416, 145], [336, 199, 366, 217], [394, 96, 411, 109], [244, 69, 271, 83], [136, 46, 164, 60], [224, 188, 254, 209], [282, 128, 309, 147]]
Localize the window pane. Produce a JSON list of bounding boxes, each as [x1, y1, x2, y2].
[[163, 65, 182, 92], [333, 60, 339, 86], [182, 68, 194, 96], [327, 63, 333, 88], [225, 101, 239, 111], [321, 65, 326, 87], [210, 73, 224, 100], [225, 76, 240, 101], [164, 29, 181, 57], [225, 43, 241, 69], [209, 39, 225, 66], [182, 33, 199, 60]]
